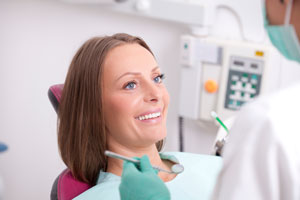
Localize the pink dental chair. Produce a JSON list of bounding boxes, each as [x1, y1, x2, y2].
[[48, 84, 91, 200]]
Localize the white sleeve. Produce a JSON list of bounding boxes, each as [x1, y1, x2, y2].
[[211, 99, 300, 200]]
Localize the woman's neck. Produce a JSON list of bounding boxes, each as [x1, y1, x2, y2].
[[106, 144, 177, 182], [106, 144, 163, 177]]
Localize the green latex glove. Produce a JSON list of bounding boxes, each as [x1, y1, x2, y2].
[[119, 155, 171, 200]]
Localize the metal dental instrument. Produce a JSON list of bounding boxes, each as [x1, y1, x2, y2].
[[105, 150, 184, 174]]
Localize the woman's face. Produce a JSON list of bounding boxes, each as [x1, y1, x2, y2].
[[102, 43, 170, 150]]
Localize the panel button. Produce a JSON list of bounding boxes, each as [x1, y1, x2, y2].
[[204, 80, 218, 93], [231, 75, 239, 81], [241, 77, 248, 82], [251, 74, 257, 80], [242, 73, 248, 77], [251, 79, 258, 84], [244, 93, 251, 101]]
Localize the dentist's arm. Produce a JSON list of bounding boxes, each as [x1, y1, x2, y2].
[[119, 155, 171, 200]]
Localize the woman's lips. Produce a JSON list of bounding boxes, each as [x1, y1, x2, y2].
[[135, 108, 163, 123], [136, 115, 162, 124]]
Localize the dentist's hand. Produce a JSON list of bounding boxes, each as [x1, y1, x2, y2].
[[119, 155, 171, 200]]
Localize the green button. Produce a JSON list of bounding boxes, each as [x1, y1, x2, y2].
[[243, 73, 248, 77], [242, 83, 246, 87], [231, 81, 236, 85], [251, 75, 257, 80], [250, 94, 255, 98], [252, 85, 257, 89], [231, 90, 235, 95], [184, 43, 188, 49], [241, 92, 245, 97]]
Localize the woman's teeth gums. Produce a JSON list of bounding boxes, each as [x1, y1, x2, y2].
[[137, 112, 161, 121]]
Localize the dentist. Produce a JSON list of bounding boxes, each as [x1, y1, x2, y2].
[[119, 0, 300, 199]]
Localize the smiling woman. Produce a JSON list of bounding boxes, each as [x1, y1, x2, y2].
[[58, 33, 165, 185], [58, 33, 222, 200]]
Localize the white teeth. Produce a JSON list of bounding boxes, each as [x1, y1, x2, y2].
[[137, 112, 161, 121]]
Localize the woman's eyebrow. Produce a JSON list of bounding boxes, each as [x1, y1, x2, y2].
[[116, 66, 160, 81], [116, 72, 141, 81], [152, 66, 160, 72]]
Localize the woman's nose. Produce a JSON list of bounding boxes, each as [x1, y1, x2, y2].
[[143, 82, 161, 103]]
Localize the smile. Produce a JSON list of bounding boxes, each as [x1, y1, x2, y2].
[[136, 112, 161, 121]]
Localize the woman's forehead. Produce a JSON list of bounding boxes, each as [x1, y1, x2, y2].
[[103, 44, 158, 77]]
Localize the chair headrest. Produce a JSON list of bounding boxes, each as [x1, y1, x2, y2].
[[48, 83, 92, 199], [58, 169, 91, 200], [48, 84, 64, 114]]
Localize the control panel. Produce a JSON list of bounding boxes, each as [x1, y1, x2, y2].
[[178, 35, 282, 123], [225, 56, 263, 110]]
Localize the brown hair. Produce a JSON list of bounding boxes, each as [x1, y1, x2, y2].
[[58, 33, 164, 185]]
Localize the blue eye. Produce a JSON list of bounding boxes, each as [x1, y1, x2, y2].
[[153, 74, 165, 84], [125, 82, 136, 90]]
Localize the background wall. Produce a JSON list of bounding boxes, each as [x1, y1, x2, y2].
[[0, 0, 300, 199]]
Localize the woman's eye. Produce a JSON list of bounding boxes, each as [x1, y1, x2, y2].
[[124, 82, 137, 90], [153, 74, 165, 84]]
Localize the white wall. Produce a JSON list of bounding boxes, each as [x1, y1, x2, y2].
[[1, 0, 300, 199]]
